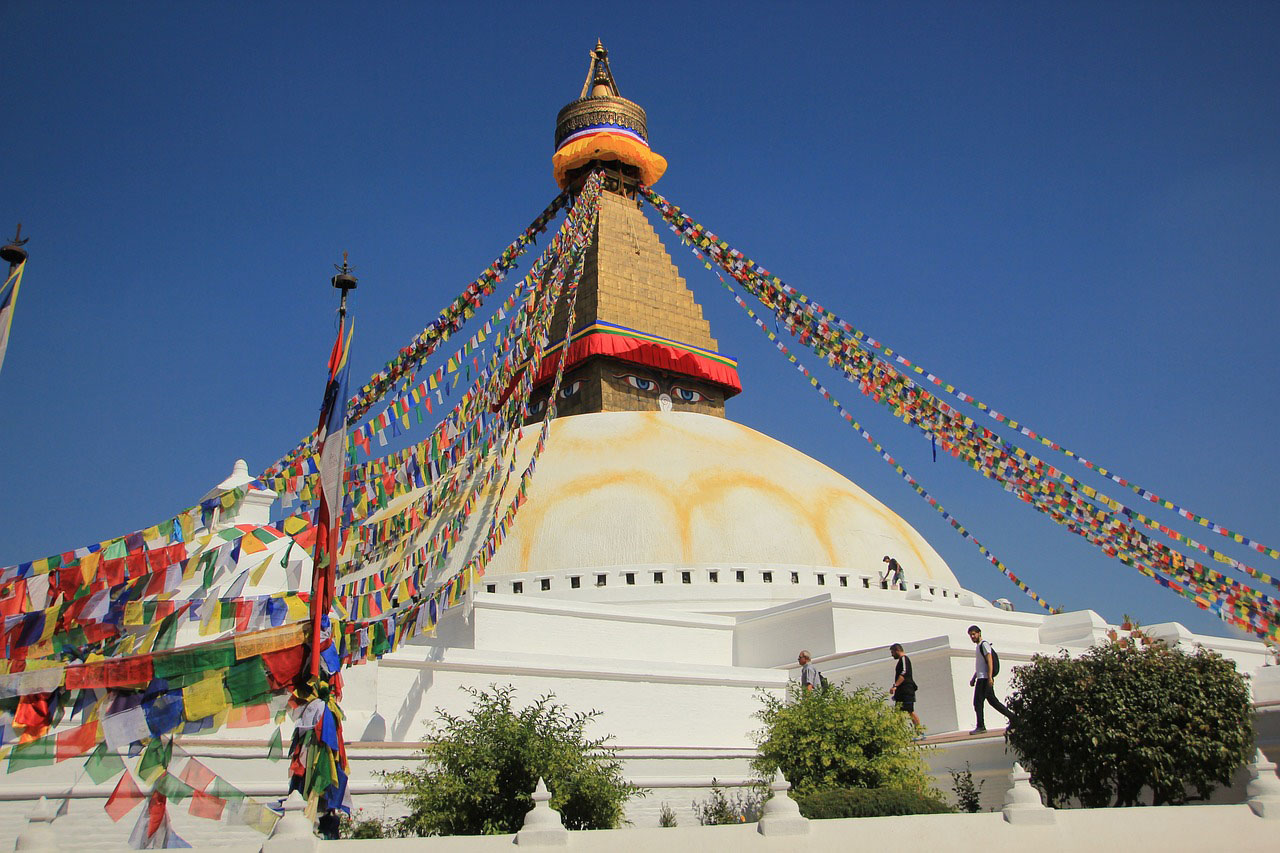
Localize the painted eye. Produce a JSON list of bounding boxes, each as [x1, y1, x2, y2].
[[558, 380, 583, 400], [530, 397, 547, 413], [621, 374, 658, 393], [671, 386, 705, 403]]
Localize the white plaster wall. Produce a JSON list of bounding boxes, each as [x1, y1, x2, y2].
[[369, 651, 786, 748], [469, 596, 735, 665], [38, 801, 1278, 853], [734, 597, 837, 666]]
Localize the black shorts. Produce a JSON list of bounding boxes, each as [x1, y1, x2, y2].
[[894, 699, 915, 712]]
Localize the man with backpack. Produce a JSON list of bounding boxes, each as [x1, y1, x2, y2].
[[968, 625, 1013, 734], [797, 649, 821, 692]]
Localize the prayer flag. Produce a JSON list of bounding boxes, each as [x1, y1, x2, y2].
[[55, 720, 99, 761], [188, 789, 226, 821], [177, 757, 215, 793], [266, 727, 283, 762], [105, 770, 145, 821], [85, 741, 126, 785]]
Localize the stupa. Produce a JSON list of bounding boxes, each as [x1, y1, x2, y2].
[[325, 41, 1276, 825], [0, 43, 1275, 847]]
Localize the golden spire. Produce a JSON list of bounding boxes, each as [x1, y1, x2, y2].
[[553, 41, 667, 190], [579, 39, 621, 99]]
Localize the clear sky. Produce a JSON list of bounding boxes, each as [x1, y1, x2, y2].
[[1, 2, 1277, 639]]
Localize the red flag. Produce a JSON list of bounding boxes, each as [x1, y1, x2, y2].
[[14, 693, 52, 742], [105, 770, 144, 821], [262, 644, 306, 690], [146, 791, 167, 838], [177, 758, 215, 793], [55, 720, 100, 762], [188, 789, 225, 820], [227, 702, 270, 729]]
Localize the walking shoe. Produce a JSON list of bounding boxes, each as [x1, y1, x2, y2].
[[969, 727, 987, 735]]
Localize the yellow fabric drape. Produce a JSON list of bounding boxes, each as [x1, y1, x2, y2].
[[552, 132, 667, 188]]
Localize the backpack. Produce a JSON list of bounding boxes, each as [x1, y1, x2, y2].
[[989, 645, 1001, 678], [819, 673, 830, 690]]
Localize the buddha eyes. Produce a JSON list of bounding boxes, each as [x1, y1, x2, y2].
[[530, 397, 547, 413], [621, 374, 658, 393], [558, 380, 583, 399], [617, 375, 704, 403], [671, 386, 704, 403]]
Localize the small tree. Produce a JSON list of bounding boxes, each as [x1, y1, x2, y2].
[[948, 762, 984, 813], [385, 684, 641, 835], [752, 681, 933, 793], [1006, 643, 1253, 807]]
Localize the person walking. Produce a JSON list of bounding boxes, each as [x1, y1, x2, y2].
[[968, 625, 1013, 734], [888, 643, 921, 728], [797, 649, 820, 692]]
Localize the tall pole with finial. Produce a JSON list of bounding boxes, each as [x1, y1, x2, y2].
[[0, 224, 30, 374], [332, 250, 357, 319], [309, 253, 357, 678]]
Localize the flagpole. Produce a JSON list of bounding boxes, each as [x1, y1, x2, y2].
[[0, 224, 26, 275], [309, 254, 358, 679], [0, 224, 29, 374]]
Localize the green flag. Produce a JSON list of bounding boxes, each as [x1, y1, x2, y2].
[[208, 777, 245, 804], [137, 737, 172, 782], [85, 742, 126, 785], [225, 657, 270, 707], [305, 743, 335, 799], [152, 642, 235, 680], [266, 727, 283, 762], [154, 771, 194, 803], [7, 736, 56, 772]]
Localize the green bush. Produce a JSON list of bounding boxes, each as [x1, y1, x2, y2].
[[948, 762, 984, 813], [751, 681, 934, 794], [1006, 642, 1253, 807], [384, 684, 642, 835], [796, 787, 954, 818], [692, 780, 766, 825], [338, 811, 395, 839]]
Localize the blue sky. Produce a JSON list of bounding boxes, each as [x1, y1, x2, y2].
[[1, 2, 1277, 639]]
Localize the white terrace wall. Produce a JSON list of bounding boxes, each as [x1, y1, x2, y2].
[[19, 803, 1278, 853]]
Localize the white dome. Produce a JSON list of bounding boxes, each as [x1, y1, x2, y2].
[[402, 411, 960, 587]]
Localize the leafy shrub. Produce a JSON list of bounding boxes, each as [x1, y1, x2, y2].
[[338, 810, 395, 839], [948, 762, 984, 813], [796, 787, 954, 818], [658, 802, 678, 827], [384, 684, 641, 835], [692, 780, 766, 825], [1006, 643, 1253, 807], [752, 681, 933, 793]]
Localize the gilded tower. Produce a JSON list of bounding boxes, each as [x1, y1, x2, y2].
[[527, 42, 742, 421]]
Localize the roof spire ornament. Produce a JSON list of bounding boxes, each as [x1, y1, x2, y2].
[[553, 41, 667, 190], [331, 251, 357, 319], [1, 223, 29, 271], [580, 39, 620, 99]]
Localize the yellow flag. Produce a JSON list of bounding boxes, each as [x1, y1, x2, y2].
[[183, 671, 229, 720], [79, 552, 101, 585], [281, 516, 309, 535], [124, 601, 146, 626], [248, 553, 273, 586]]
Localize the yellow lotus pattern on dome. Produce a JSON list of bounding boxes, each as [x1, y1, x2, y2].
[[400, 411, 961, 585]]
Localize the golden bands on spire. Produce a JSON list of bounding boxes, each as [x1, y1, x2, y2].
[[552, 42, 666, 189]]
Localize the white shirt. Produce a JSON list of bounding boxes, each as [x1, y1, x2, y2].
[[975, 640, 993, 679]]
